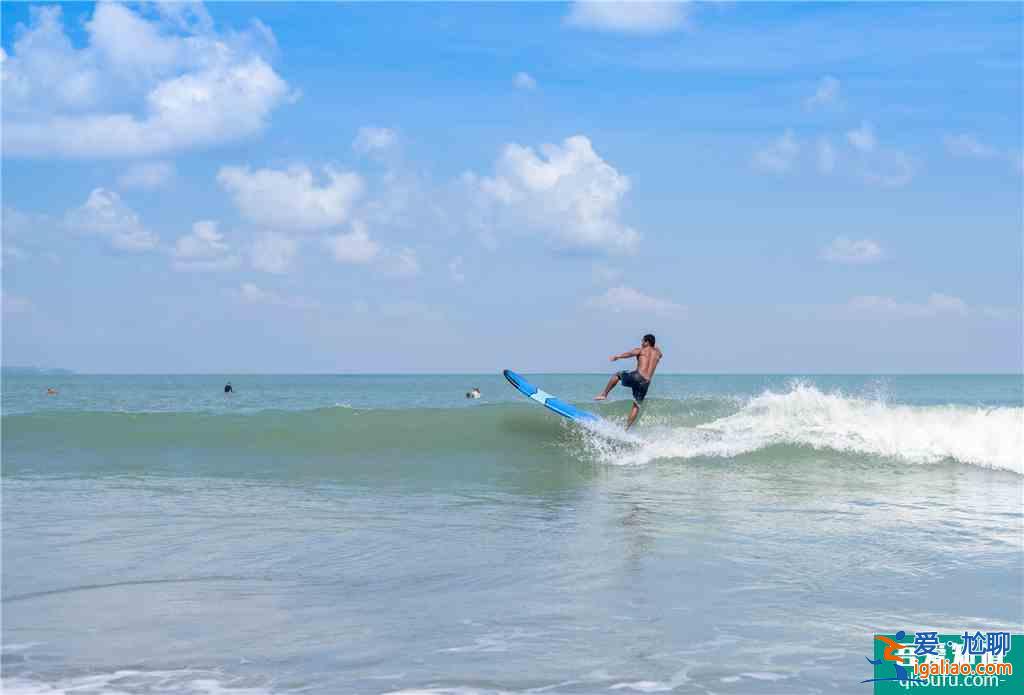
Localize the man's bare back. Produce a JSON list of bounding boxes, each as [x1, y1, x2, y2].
[[592, 333, 663, 430], [635, 344, 663, 381]]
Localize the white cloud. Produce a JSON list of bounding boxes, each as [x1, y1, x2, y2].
[[860, 150, 915, 188], [449, 256, 465, 283], [64, 188, 159, 251], [844, 123, 915, 188], [3, 4, 292, 158], [352, 126, 399, 155], [172, 220, 239, 271], [514, 72, 537, 90], [943, 134, 1022, 175], [752, 130, 800, 173], [118, 161, 175, 190], [239, 282, 275, 304], [325, 221, 380, 264], [753, 124, 910, 185], [821, 236, 883, 264], [236, 282, 315, 309], [817, 138, 836, 174], [250, 233, 297, 274], [588, 285, 685, 318], [468, 134, 639, 254], [218, 164, 364, 232], [805, 76, 840, 109], [848, 293, 969, 318], [566, 1, 690, 34], [846, 121, 877, 153], [943, 133, 997, 159]]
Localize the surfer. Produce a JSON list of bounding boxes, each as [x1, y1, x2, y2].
[[466, 387, 481, 399], [224, 382, 233, 394], [594, 333, 662, 429]]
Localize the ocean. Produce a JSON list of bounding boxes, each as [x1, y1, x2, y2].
[[2, 373, 1022, 694]]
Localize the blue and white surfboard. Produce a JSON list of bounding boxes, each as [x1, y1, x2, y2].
[[503, 369, 600, 423]]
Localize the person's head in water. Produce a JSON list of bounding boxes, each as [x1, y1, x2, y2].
[[642, 334, 656, 347]]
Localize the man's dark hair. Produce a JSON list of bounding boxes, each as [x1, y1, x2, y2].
[[643, 333, 656, 346]]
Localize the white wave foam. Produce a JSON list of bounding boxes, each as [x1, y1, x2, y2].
[[586, 383, 1023, 474], [1, 671, 275, 695]]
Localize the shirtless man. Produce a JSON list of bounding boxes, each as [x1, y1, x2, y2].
[[594, 334, 663, 430]]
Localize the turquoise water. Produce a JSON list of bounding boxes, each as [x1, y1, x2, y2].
[[3, 374, 1022, 694]]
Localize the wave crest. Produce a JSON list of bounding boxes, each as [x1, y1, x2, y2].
[[588, 383, 1023, 474]]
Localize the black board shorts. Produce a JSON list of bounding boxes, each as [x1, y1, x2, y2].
[[618, 370, 650, 404]]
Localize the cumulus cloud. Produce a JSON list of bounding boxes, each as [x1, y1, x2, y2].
[[352, 126, 399, 155], [218, 164, 364, 232], [118, 161, 175, 190], [845, 123, 914, 187], [467, 134, 639, 254], [236, 282, 315, 309], [239, 282, 275, 304], [3, 4, 292, 158], [805, 76, 841, 109], [943, 134, 1022, 174], [859, 150, 915, 188], [846, 122, 877, 153], [588, 285, 685, 318], [752, 124, 911, 185], [172, 220, 239, 271], [821, 236, 883, 264], [566, 1, 689, 34], [752, 130, 800, 173], [514, 72, 537, 90], [324, 221, 380, 264], [250, 233, 297, 274], [64, 188, 159, 251]]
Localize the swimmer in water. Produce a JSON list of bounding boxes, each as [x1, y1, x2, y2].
[[466, 387, 481, 399], [224, 382, 233, 394]]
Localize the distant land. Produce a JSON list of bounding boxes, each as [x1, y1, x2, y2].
[[2, 366, 76, 375]]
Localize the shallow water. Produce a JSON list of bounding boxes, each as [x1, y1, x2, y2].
[[3, 374, 1022, 694]]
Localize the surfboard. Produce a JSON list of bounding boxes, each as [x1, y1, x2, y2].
[[503, 369, 600, 423]]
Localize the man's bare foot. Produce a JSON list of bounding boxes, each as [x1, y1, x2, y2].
[[593, 395, 607, 401]]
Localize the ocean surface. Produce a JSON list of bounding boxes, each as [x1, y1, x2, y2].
[[3, 373, 1022, 694]]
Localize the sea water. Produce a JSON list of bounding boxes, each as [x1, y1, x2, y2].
[[2, 374, 1022, 694]]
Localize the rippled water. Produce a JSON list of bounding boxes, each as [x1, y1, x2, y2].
[[3, 374, 1022, 694]]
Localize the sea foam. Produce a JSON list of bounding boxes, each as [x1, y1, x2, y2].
[[589, 383, 1023, 474]]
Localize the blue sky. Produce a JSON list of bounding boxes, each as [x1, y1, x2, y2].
[[2, 1, 1021, 373]]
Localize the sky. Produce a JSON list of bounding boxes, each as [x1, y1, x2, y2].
[[1, 1, 1021, 374]]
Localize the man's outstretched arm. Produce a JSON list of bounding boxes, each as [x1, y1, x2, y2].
[[610, 348, 641, 361]]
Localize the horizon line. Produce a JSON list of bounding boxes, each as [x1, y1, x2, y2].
[[4, 370, 1022, 377]]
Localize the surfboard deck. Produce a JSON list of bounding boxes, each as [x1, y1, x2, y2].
[[503, 369, 600, 423]]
